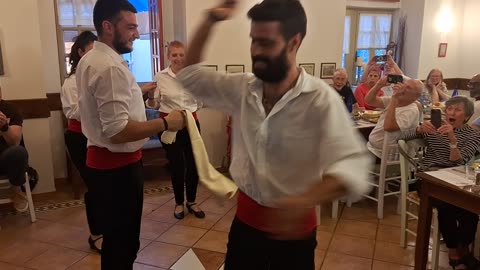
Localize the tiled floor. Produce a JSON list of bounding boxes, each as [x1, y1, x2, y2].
[[0, 177, 453, 270]]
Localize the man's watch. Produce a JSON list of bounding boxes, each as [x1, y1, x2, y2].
[[449, 143, 458, 149]]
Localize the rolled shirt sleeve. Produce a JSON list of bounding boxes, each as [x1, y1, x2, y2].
[[92, 66, 131, 138]]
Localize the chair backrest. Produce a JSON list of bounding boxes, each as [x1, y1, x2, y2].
[[380, 132, 401, 163], [398, 138, 427, 189]]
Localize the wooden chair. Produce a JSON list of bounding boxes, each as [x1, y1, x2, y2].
[[398, 139, 440, 270]]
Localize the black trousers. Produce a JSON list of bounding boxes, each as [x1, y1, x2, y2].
[[160, 121, 200, 205], [0, 145, 28, 186], [64, 130, 102, 235], [224, 217, 317, 270], [435, 200, 479, 249], [88, 161, 144, 270]]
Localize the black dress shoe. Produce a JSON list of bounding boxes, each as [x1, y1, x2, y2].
[[88, 236, 102, 254], [186, 203, 205, 219], [174, 204, 184, 219]]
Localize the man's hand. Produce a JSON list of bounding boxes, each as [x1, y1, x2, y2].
[[418, 121, 437, 134], [208, 0, 238, 22], [141, 82, 157, 95], [164, 110, 186, 131], [0, 111, 7, 127]]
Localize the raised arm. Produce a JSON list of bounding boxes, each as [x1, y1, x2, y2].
[[185, 0, 238, 67], [365, 76, 388, 108]]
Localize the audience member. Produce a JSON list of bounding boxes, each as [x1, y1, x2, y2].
[[331, 68, 358, 113], [419, 68, 450, 107], [467, 74, 480, 127], [354, 66, 383, 110], [0, 85, 29, 212], [402, 96, 480, 269], [365, 76, 423, 157]]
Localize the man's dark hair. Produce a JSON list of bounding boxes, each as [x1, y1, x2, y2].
[[247, 0, 307, 41], [93, 0, 137, 35]]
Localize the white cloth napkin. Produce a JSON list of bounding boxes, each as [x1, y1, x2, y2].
[[184, 111, 238, 199], [160, 130, 177, 144]]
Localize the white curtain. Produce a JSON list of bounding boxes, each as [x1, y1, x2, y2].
[[357, 14, 392, 49], [343, 16, 351, 54], [57, 0, 96, 27]]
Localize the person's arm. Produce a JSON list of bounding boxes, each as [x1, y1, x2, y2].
[[92, 66, 184, 144], [365, 77, 388, 108], [111, 112, 183, 144], [437, 120, 477, 163], [429, 85, 440, 104], [383, 97, 400, 132], [145, 77, 161, 110], [0, 124, 22, 146], [0, 108, 22, 146], [386, 55, 404, 75], [61, 78, 81, 120], [185, 1, 238, 67], [436, 85, 450, 101]]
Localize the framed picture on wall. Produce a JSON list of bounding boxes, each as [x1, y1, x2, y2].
[[299, 63, 315, 76], [226, 64, 245, 73], [320, 63, 336, 79], [202, 65, 218, 72], [438, 43, 448, 58]]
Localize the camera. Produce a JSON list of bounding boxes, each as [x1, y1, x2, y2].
[[387, 74, 404, 84], [374, 55, 387, 63]]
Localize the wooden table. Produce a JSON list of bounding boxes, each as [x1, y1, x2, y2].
[[415, 170, 480, 269], [354, 119, 376, 140]]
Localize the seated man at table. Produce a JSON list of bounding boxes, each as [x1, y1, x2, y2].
[[401, 96, 480, 269], [364, 76, 423, 157], [0, 84, 29, 212], [331, 68, 358, 113]]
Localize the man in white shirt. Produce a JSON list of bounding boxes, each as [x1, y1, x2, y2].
[[76, 0, 184, 268], [176, 1, 371, 269], [146, 41, 205, 220], [365, 76, 423, 157]]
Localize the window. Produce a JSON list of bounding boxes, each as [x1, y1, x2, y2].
[[357, 14, 392, 49], [342, 16, 351, 68], [55, 0, 160, 82]]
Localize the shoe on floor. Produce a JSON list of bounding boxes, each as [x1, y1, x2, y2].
[[12, 191, 28, 212]]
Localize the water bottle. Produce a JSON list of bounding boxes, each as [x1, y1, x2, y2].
[[452, 87, 459, 97]]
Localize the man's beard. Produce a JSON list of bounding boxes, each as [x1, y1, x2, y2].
[[113, 29, 133, 54], [252, 46, 289, 83]]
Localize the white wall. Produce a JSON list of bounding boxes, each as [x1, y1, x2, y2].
[[0, 0, 57, 193], [416, 0, 464, 80], [399, 0, 426, 78], [459, 0, 480, 78]]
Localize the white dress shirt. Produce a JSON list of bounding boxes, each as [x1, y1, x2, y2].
[[61, 74, 80, 121], [76, 41, 147, 153], [177, 65, 371, 206], [146, 67, 198, 113]]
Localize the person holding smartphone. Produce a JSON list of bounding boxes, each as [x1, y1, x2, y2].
[[364, 76, 423, 157], [402, 96, 480, 269]]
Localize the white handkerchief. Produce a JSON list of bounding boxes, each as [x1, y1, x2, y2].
[[161, 130, 177, 144], [184, 111, 238, 199]]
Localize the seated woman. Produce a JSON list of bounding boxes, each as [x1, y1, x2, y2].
[[354, 67, 383, 110], [419, 69, 450, 107], [402, 96, 480, 269]]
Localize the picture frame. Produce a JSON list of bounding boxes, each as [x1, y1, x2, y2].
[[299, 63, 315, 76], [226, 64, 245, 74], [438, 43, 448, 58], [0, 41, 4, 75], [320, 62, 336, 79], [202, 65, 218, 72]]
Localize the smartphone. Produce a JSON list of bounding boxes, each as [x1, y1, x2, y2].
[[387, 74, 404, 84], [374, 55, 387, 63], [431, 109, 442, 129]]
